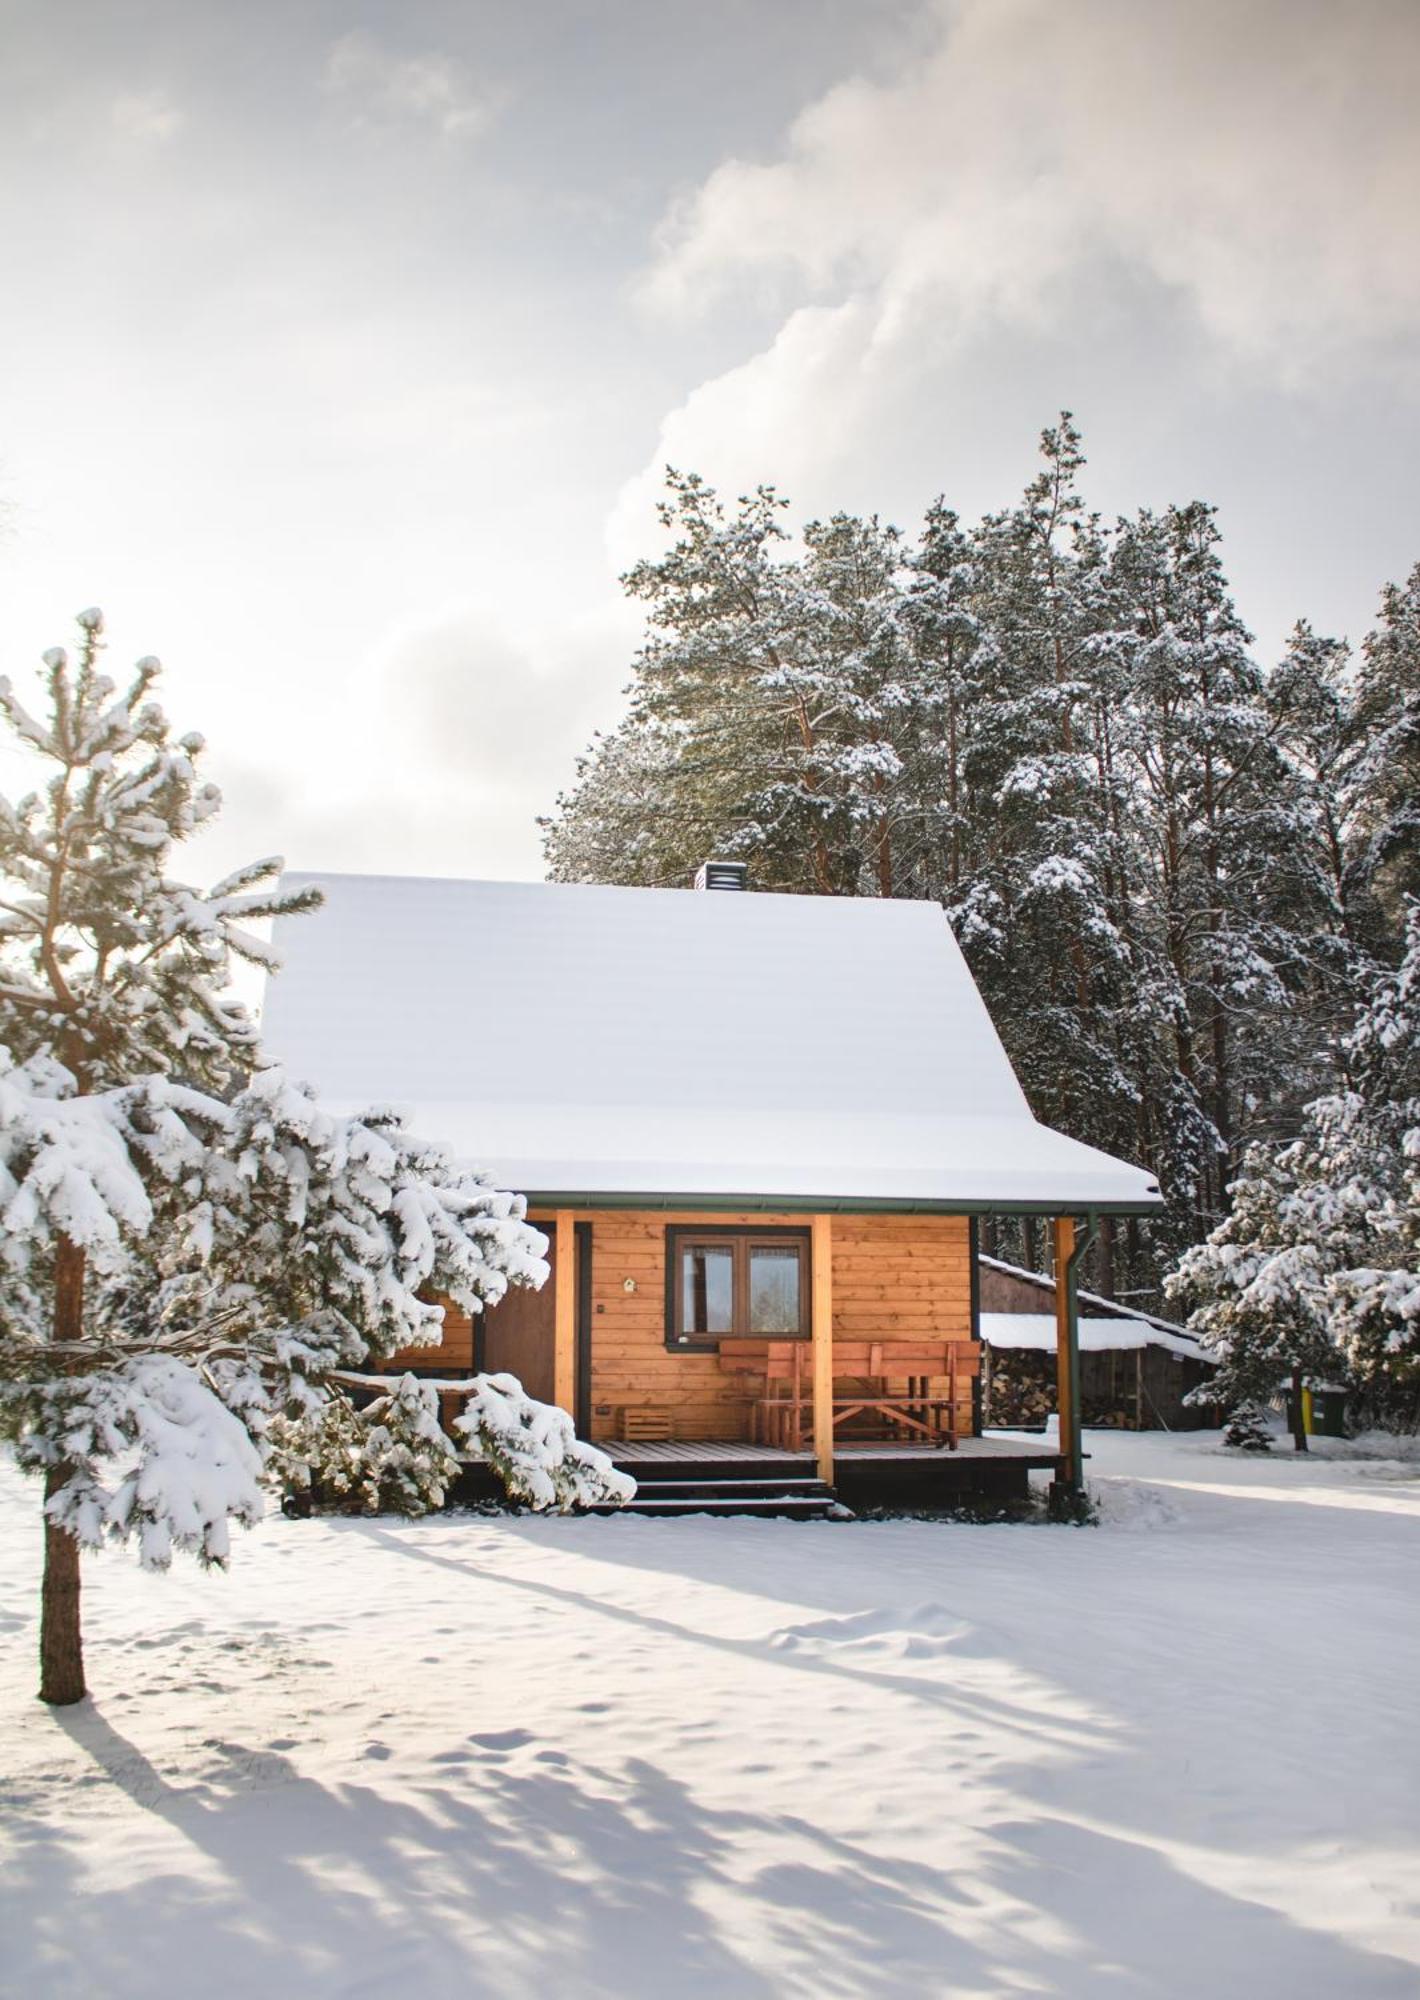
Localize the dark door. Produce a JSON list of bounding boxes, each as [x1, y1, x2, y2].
[[480, 1228, 557, 1402]]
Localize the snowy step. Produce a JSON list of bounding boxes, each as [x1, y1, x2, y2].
[[627, 1476, 829, 1497], [603, 1474, 844, 1519], [616, 1494, 840, 1518]]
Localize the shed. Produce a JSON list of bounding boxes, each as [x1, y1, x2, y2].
[[978, 1256, 1218, 1429]]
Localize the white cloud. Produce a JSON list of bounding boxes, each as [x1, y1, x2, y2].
[[606, 298, 885, 569], [110, 89, 184, 145], [613, 0, 1420, 585], [322, 30, 503, 142], [642, 0, 1420, 371]]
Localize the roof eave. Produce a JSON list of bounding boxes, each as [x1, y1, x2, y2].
[[519, 1190, 1165, 1216]]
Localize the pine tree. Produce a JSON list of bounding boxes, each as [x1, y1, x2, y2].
[[1109, 500, 1316, 1228], [539, 424, 1419, 1324], [1168, 908, 1420, 1439], [903, 499, 990, 900], [952, 418, 1146, 1274], [0, 615, 551, 1703], [1351, 564, 1420, 931]]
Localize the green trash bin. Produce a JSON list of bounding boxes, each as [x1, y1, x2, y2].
[[1306, 1385, 1349, 1438]]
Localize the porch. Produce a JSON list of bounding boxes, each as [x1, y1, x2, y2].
[[602, 1433, 1064, 1514]]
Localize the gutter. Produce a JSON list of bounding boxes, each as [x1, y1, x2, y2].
[[522, 1191, 1162, 1217]]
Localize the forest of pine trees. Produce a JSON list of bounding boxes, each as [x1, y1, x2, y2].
[[543, 419, 1419, 1371]]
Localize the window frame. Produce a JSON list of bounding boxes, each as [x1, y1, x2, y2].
[[664, 1224, 812, 1350]]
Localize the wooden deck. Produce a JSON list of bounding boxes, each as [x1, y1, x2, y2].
[[598, 1433, 1059, 1509], [606, 1436, 1061, 1471]]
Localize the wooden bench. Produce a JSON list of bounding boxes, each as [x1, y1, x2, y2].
[[717, 1338, 978, 1451]]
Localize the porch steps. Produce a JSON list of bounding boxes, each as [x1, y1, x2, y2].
[[608, 1473, 845, 1520]]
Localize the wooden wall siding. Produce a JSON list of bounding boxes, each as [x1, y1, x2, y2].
[[585, 1209, 976, 1443], [979, 1262, 1057, 1314], [381, 1302, 475, 1375]]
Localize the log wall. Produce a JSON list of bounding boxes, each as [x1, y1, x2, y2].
[[381, 1302, 475, 1375], [583, 1208, 976, 1443]]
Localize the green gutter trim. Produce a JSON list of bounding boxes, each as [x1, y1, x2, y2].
[[522, 1190, 1162, 1217]]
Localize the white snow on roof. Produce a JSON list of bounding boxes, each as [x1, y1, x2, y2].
[[978, 1253, 1195, 1339], [259, 873, 1163, 1209], [981, 1313, 1212, 1359]]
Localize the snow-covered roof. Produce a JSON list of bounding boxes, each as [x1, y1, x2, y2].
[[980, 1254, 1195, 1339], [981, 1313, 1213, 1360], [259, 873, 1164, 1211]]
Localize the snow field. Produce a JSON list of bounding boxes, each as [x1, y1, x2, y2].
[[2, 1430, 1418, 1999]]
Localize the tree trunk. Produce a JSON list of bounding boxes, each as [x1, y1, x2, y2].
[[1096, 1215, 1117, 1301], [1290, 1364, 1309, 1454], [39, 1233, 87, 1705], [40, 1464, 85, 1705]]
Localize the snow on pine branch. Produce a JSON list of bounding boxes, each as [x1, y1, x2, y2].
[[1, 1043, 553, 1559], [454, 1374, 636, 1511], [0, 1048, 153, 1265], [41, 1355, 265, 1569]]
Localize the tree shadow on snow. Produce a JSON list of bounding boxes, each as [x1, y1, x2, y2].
[[11, 1690, 1414, 2000]]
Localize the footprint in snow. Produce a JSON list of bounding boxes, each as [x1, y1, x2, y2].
[[768, 1602, 975, 1660], [468, 1728, 534, 1753]]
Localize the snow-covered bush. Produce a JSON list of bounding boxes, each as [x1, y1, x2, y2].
[[272, 1371, 636, 1517], [270, 1376, 463, 1517], [455, 1373, 636, 1511]]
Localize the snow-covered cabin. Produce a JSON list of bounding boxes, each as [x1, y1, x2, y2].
[[977, 1256, 1218, 1430], [261, 870, 1164, 1507]]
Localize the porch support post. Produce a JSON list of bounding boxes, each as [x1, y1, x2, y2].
[[554, 1209, 576, 1417], [812, 1212, 834, 1487], [1051, 1212, 1098, 1518], [1052, 1215, 1082, 1496]]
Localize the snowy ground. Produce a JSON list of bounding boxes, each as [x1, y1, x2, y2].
[[2, 1431, 1418, 2000]]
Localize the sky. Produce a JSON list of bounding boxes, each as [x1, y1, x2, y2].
[[2, 0, 1418, 890]]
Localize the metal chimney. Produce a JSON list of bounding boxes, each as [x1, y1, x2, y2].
[[693, 859, 749, 892]]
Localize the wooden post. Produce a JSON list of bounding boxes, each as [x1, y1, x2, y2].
[[553, 1210, 576, 1417], [1052, 1216, 1081, 1490], [812, 1213, 834, 1487]]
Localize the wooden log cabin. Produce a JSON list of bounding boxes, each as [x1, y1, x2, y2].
[[261, 867, 1165, 1510]]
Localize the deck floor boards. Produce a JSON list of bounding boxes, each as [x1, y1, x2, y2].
[[606, 1436, 1058, 1467]]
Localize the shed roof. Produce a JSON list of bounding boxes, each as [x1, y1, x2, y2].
[[979, 1255, 1194, 1337], [981, 1314, 1212, 1360], [259, 873, 1163, 1212]]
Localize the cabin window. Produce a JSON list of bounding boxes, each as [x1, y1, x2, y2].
[[665, 1227, 810, 1347]]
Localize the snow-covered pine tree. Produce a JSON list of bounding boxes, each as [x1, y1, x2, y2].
[[1262, 621, 1376, 1115], [1165, 1132, 1341, 1448], [1317, 905, 1420, 1415], [1351, 564, 1420, 932], [0, 615, 551, 1703], [1168, 906, 1420, 1440], [545, 474, 935, 898], [904, 499, 990, 901], [621, 470, 821, 889], [543, 717, 698, 887], [952, 417, 1146, 1277], [1109, 500, 1313, 1233]]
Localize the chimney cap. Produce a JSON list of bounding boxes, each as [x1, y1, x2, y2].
[[694, 859, 749, 892]]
